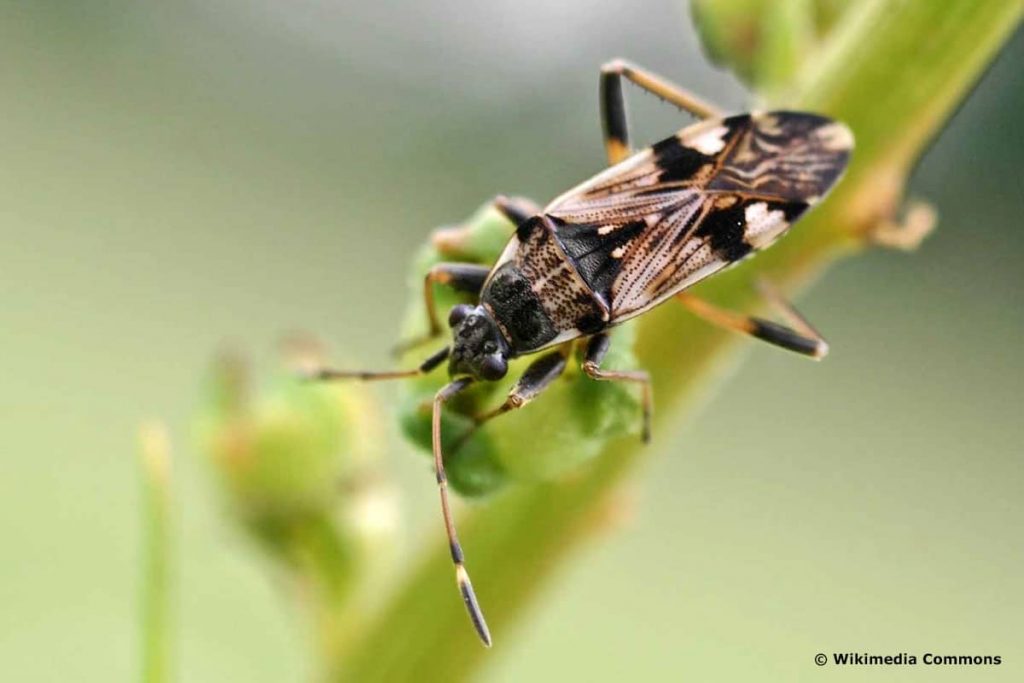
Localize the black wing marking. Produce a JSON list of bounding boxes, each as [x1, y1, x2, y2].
[[544, 111, 852, 319]]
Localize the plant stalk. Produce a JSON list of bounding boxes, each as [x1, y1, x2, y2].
[[333, 3, 1021, 680]]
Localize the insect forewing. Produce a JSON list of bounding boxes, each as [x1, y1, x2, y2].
[[545, 112, 853, 321]]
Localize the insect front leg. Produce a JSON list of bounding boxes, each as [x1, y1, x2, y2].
[[399, 194, 543, 355], [676, 279, 829, 359], [474, 348, 570, 425], [599, 59, 723, 164], [582, 333, 652, 443], [391, 263, 491, 356], [443, 347, 571, 456]]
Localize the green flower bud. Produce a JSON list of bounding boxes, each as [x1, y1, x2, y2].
[[196, 350, 397, 602], [198, 353, 381, 514]]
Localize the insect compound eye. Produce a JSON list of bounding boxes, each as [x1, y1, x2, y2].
[[479, 354, 507, 381], [448, 304, 474, 327]]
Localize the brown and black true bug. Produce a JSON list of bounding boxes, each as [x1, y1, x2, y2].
[[313, 60, 853, 646]]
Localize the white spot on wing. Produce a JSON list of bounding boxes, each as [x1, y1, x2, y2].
[[687, 125, 729, 154], [743, 201, 788, 248], [816, 122, 854, 151], [754, 112, 783, 135], [611, 246, 626, 258]]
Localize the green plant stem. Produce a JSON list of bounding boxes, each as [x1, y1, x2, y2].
[[139, 423, 173, 683], [334, 3, 1021, 680]]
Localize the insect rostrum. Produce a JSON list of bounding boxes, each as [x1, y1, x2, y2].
[[313, 59, 853, 647]]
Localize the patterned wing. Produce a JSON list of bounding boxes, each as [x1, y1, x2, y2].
[[544, 111, 852, 320]]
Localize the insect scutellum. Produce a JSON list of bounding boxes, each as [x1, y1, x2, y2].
[[310, 58, 853, 648]]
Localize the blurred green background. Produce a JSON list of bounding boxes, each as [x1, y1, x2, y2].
[[1, 2, 1021, 681]]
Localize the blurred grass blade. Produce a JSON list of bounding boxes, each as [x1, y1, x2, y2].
[[138, 422, 173, 683]]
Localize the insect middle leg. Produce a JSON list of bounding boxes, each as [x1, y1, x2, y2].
[[676, 279, 829, 359], [600, 59, 724, 164], [582, 333, 652, 443]]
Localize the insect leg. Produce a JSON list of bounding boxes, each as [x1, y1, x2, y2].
[[582, 333, 652, 443], [444, 347, 570, 456], [392, 263, 491, 356], [432, 377, 493, 647], [600, 59, 723, 164], [431, 195, 540, 254], [311, 345, 450, 381], [676, 280, 829, 359], [492, 194, 540, 228], [474, 348, 569, 425]]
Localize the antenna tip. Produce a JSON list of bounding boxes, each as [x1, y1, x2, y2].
[[456, 565, 492, 647]]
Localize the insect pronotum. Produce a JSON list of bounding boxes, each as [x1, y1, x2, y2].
[[313, 59, 853, 646]]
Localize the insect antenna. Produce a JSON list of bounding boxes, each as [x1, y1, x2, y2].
[[308, 351, 492, 645], [434, 377, 492, 647], [307, 346, 450, 381]]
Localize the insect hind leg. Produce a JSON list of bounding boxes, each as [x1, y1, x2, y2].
[[676, 279, 829, 359], [600, 59, 723, 165]]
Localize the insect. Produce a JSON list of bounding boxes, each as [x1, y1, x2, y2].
[[313, 59, 853, 646]]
